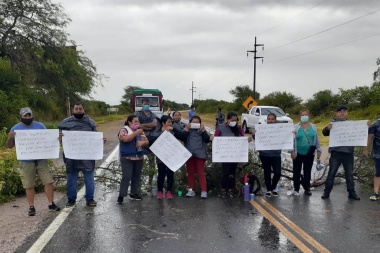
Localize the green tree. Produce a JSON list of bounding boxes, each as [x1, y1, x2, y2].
[[305, 90, 338, 116], [0, 0, 69, 61], [120, 85, 141, 106], [260, 91, 302, 112]]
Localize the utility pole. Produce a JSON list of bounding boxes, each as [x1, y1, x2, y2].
[[247, 36, 264, 100], [190, 81, 196, 105], [198, 92, 202, 100]]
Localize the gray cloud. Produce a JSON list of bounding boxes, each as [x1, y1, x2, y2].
[[59, 0, 380, 106]]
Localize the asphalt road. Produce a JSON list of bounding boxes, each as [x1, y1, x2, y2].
[[16, 144, 380, 253]]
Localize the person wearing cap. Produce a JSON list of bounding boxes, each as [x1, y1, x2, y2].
[[58, 102, 106, 207], [6, 107, 61, 216], [321, 105, 360, 200]]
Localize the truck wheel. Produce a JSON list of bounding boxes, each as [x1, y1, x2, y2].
[[243, 122, 249, 133]]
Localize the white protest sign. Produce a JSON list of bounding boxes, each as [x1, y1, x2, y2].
[[255, 123, 294, 150], [329, 120, 368, 147], [62, 131, 104, 160], [212, 137, 248, 163], [149, 131, 192, 172], [14, 129, 60, 160]]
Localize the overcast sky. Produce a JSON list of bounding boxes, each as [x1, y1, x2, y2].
[[58, 0, 380, 106]]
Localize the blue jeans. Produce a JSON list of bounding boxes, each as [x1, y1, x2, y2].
[[67, 170, 95, 202], [324, 152, 355, 194]]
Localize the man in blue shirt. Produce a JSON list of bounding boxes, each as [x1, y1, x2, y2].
[[6, 107, 60, 216], [188, 105, 196, 122]]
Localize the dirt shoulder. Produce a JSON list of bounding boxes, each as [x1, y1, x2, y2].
[[0, 118, 125, 253]]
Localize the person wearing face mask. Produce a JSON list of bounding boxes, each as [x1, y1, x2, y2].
[[211, 112, 252, 197], [150, 115, 186, 200], [172, 111, 186, 131], [290, 109, 321, 196], [253, 113, 282, 197], [58, 102, 106, 207], [117, 115, 149, 204], [6, 107, 61, 216], [135, 98, 158, 139], [182, 116, 211, 199]]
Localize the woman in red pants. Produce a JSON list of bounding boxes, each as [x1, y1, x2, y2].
[[182, 116, 211, 199]]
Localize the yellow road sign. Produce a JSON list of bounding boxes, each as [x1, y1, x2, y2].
[[243, 96, 257, 110]]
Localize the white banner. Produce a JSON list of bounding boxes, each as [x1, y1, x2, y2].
[[14, 129, 60, 160], [329, 120, 368, 147], [212, 137, 248, 163], [150, 131, 192, 172], [62, 131, 104, 160], [255, 124, 294, 150]]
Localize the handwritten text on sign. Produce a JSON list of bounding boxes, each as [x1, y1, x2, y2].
[[150, 131, 192, 172], [329, 120, 368, 147], [212, 137, 248, 163], [62, 131, 104, 160], [255, 124, 294, 150], [14, 129, 60, 160]]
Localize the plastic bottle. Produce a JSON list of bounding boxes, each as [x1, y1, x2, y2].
[[243, 174, 250, 201], [316, 159, 322, 171], [136, 134, 144, 154]]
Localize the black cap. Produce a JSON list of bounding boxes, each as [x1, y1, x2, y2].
[[336, 105, 347, 111]]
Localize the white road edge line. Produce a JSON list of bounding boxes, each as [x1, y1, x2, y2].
[[26, 145, 120, 253]]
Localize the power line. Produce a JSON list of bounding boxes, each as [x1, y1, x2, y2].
[[257, 0, 328, 36], [266, 32, 380, 64], [266, 7, 380, 52]]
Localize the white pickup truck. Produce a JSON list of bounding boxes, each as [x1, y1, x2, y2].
[[241, 106, 293, 133]]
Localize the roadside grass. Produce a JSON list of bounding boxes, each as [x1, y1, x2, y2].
[[92, 114, 127, 125]]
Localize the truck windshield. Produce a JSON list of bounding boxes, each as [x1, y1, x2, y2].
[[136, 97, 159, 107], [261, 108, 286, 116]]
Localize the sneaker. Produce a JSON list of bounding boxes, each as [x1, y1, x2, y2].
[[304, 190, 312, 196], [369, 193, 379, 201], [157, 191, 163, 200], [66, 200, 76, 207], [86, 199, 97, 206], [166, 191, 173, 199], [48, 202, 61, 212], [293, 191, 300, 196], [271, 191, 279, 197], [321, 192, 330, 199], [28, 206, 36, 216], [201, 191, 207, 199], [117, 196, 123, 204], [186, 190, 195, 197], [348, 193, 360, 200], [265, 191, 272, 197], [129, 194, 142, 201]]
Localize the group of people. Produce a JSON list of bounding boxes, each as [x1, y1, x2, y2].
[[7, 101, 380, 215], [7, 103, 105, 216]]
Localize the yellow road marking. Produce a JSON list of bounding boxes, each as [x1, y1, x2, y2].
[[256, 197, 331, 253], [250, 200, 314, 253]]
